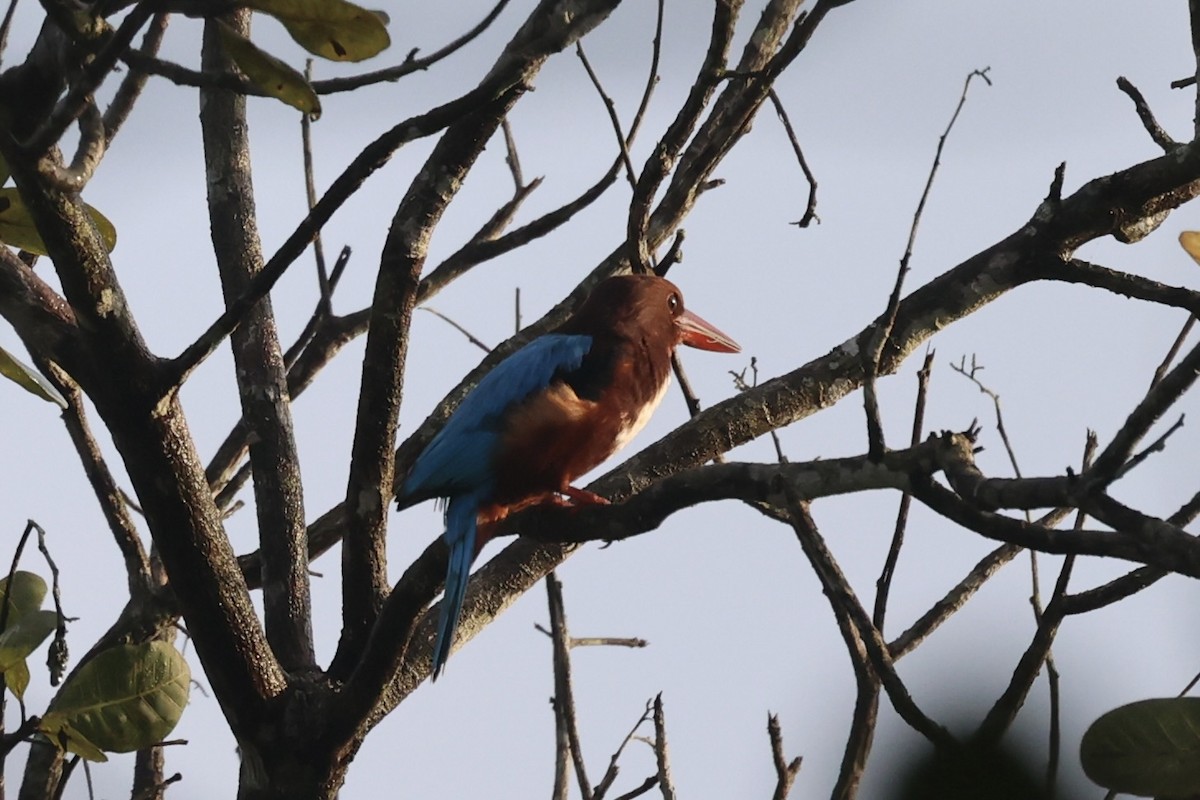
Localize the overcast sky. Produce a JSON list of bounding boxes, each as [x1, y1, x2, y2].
[[3, 1, 1199, 798]]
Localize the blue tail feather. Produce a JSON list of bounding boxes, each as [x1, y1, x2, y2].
[[431, 495, 480, 680]]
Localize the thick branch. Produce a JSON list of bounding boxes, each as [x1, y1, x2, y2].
[[200, 12, 313, 671]]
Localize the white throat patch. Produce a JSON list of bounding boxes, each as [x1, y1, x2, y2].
[[611, 374, 672, 454]]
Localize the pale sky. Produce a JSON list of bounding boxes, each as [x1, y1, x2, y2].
[[3, 1, 1199, 798]]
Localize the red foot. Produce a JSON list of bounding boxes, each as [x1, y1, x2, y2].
[[561, 486, 610, 506]]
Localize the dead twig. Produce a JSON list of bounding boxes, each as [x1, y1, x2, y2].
[[1117, 76, 1177, 152], [767, 713, 803, 800], [768, 89, 819, 227], [863, 68, 990, 459]]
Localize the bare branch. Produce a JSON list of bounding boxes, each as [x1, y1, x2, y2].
[[651, 695, 677, 800], [547, 573, 593, 800], [37, 97, 104, 192], [628, 0, 740, 274], [51, 370, 152, 599], [200, 12, 313, 671], [1087, 338, 1200, 486], [103, 12, 168, 145], [23, 1, 157, 154], [593, 701, 655, 800], [768, 89, 819, 227], [167, 71, 540, 387], [784, 500, 957, 750], [0, 0, 20, 63], [611, 777, 659, 800], [310, 0, 513, 94], [576, 41, 637, 189], [1150, 315, 1196, 389], [874, 348, 935, 629], [974, 435, 1094, 751], [767, 714, 803, 800], [863, 67, 990, 459], [1117, 76, 1178, 152], [1190, 0, 1200, 138], [420, 307, 493, 354]]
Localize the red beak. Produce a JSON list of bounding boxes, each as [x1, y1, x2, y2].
[[676, 309, 741, 353]]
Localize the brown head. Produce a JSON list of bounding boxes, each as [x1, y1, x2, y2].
[[564, 274, 740, 354]]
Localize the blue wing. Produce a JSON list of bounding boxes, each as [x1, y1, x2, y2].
[[400, 333, 593, 500]]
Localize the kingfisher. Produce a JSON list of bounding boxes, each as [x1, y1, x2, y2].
[[396, 274, 740, 679]]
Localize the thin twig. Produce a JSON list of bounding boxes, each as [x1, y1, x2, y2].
[[951, 355, 1026, 487], [419, 307, 492, 353], [593, 700, 655, 800], [103, 12, 169, 145], [302, 59, 331, 314], [312, 0, 513, 94], [533, 625, 648, 649], [282, 246, 352, 373], [767, 713, 803, 800], [862, 68, 990, 459], [874, 348, 934, 628], [1190, 0, 1200, 139], [0, 0, 20, 66], [49, 366, 152, 599], [730, 358, 786, 462], [1044, 433, 1096, 799], [768, 89, 819, 227], [653, 229, 685, 278], [130, 770, 182, 800], [1150, 315, 1196, 389], [626, 0, 722, 276], [119, 0, 512, 96], [1112, 413, 1185, 481], [611, 777, 659, 800], [576, 42, 637, 189], [785, 500, 957, 750], [1087, 337, 1200, 485], [1116, 76, 1177, 152], [888, 541, 1027, 658], [651, 694, 677, 800], [501, 117, 525, 191], [547, 572, 593, 800]]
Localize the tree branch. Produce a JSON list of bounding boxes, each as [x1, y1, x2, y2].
[[199, 11, 314, 671]]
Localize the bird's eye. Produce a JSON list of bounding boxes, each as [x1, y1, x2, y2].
[[667, 293, 680, 314]]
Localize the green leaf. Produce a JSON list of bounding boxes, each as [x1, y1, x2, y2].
[[0, 346, 68, 407], [44, 642, 190, 755], [217, 21, 321, 117], [6, 658, 30, 700], [0, 188, 117, 255], [0, 609, 57, 671], [0, 571, 49, 629], [39, 716, 108, 762], [1081, 697, 1200, 797], [246, 0, 390, 62]]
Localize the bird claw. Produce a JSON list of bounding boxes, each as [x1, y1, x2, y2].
[[560, 486, 610, 506]]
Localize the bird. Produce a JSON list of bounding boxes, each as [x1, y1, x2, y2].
[[396, 274, 740, 679]]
